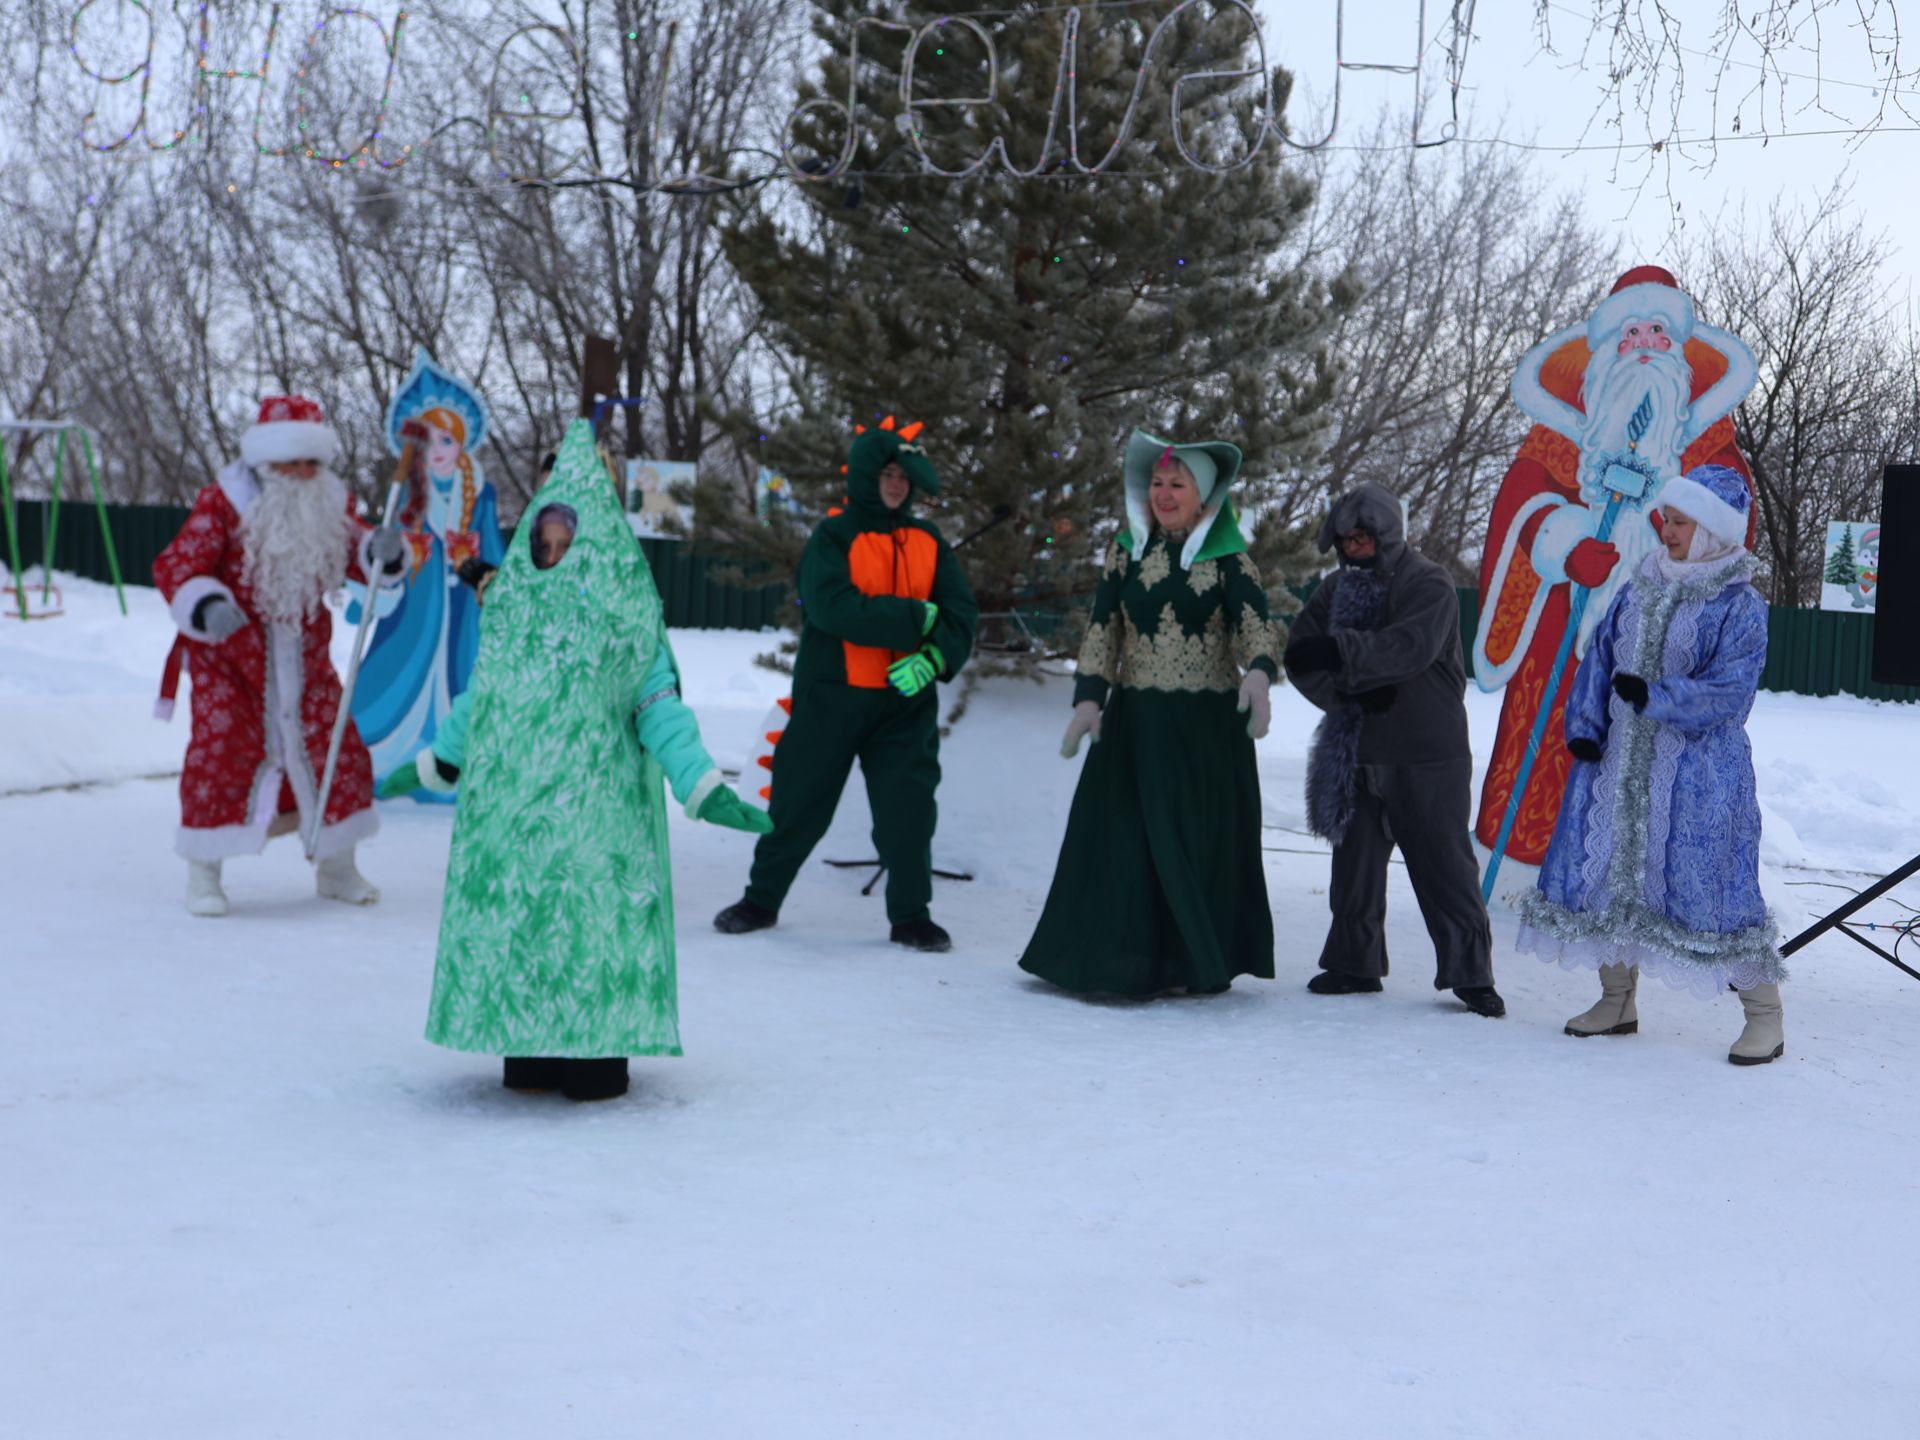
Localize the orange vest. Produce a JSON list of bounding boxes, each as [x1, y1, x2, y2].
[[844, 527, 940, 688]]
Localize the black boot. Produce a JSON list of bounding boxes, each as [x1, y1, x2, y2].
[[714, 897, 777, 934], [1452, 986, 1508, 1018], [561, 1058, 630, 1102], [503, 1056, 565, 1091], [890, 916, 952, 953], [1308, 971, 1384, 995]]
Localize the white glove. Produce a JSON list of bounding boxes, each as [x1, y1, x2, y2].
[[1060, 700, 1104, 758], [416, 747, 458, 795], [193, 594, 248, 642], [1237, 669, 1272, 740]]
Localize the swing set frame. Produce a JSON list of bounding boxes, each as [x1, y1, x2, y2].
[[0, 419, 127, 620]]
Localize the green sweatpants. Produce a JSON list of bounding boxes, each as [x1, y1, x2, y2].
[[745, 682, 942, 925]]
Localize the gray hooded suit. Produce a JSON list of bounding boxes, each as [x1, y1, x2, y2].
[[1285, 482, 1494, 989]]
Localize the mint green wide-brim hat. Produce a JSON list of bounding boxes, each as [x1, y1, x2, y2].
[[1120, 429, 1247, 570]]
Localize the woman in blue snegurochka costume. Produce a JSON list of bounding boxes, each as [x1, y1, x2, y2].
[[347, 350, 504, 800], [1517, 463, 1789, 1066]]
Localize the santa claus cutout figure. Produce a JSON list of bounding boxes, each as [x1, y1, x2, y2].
[[1473, 267, 1759, 869], [153, 395, 407, 915]]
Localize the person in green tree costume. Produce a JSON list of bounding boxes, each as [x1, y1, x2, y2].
[[1019, 431, 1279, 996], [421, 418, 770, 1102], [713, 419, 979, 952]]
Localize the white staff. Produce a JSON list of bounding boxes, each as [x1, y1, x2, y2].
[[307, 479, 405, 859]]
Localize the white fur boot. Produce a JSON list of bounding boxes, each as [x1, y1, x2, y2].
[[315, 847, 380, 905], [1729, 983, 1785, 1066], [1565, 963, 1639, 1037], [185, 859, 229, 918]]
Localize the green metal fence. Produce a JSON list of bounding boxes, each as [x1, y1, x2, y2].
[[1453, 585, 1916, 703], [2, 501, 788, 631], [7, 501, 1912, 694], [5, 497, 186, 601]]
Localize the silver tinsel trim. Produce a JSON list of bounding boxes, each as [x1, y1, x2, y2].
[[1522, 549, 1786, 998]]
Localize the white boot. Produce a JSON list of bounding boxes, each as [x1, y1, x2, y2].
[[1729, 983, 1785, 1066], [185, 859, 229, 918], [1565, 963, 1639, 1037], [315, 847, 380, 905]]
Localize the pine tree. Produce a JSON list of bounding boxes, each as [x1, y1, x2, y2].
[[1825, 524, 1858, 585], [709, 2, 1343, 665]]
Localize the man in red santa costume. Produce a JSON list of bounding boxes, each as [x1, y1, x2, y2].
[[153, 395, 407, 916], [1472, 267, 1759, 867]]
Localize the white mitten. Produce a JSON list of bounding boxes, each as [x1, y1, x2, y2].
[[1060, 700, 1104, 758], [1237, 669, 1272, 740], [416, 748, 458, 794]]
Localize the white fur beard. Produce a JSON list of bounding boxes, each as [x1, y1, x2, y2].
[[242, 467, 353, 621], [1578, 347, 1693, 496]]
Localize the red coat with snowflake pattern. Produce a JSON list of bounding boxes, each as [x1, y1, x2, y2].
[[152, 467, 380, 860]]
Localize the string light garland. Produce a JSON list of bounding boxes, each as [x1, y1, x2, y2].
[[71, 1, 411, 166], [66, 1, 1471, 187]]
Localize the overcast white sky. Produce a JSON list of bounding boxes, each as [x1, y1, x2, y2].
[[1258, 0, 1920, 293]]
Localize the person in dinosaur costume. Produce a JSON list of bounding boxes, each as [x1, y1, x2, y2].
[[713, 418, 979, 952], [421, 418, 769, 1103]]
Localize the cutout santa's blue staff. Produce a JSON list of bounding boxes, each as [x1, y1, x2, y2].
[[1482, 392, 1661, 901]]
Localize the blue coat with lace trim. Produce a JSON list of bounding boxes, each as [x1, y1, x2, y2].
[[1518, 549, 1785, 996]]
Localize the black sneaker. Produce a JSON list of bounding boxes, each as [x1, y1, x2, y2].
[[502, 1056, 565, 1091], [890, 916, 952, 953], [714, 898, 777, 934], [1308, 971, 1384, 995], [1452, 986, 1508, 1018], [561, 1058, 630, 1102]]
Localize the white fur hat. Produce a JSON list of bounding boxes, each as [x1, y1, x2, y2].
[[1587, 266, 1697, 351], [1659, 463, 1753, 546], [240, 394, 341, 468]]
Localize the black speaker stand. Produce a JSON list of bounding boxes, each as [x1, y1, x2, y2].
[[1779, 852, 1920, 983], [823, 859, 975, 897]]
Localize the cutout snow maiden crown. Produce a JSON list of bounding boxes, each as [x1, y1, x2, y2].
[[386, 348, 490, 456]]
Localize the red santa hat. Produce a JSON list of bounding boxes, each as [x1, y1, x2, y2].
[[240, 394, 341, 469], [1587, 265, 1697, 351]]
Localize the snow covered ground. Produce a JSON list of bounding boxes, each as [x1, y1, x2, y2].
[[6, 569, 1920, 1437]]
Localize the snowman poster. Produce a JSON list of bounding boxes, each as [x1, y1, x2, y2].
[[1820, 520, 1879, 611]]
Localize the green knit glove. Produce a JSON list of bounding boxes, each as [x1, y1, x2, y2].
[[697, 786, 774, 834], [919, 601, 939, 636], [888, 645, 943, 697], [376, 765, 422, 800]]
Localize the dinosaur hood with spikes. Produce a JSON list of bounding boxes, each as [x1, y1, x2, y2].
[[843, 415, 938, 522]]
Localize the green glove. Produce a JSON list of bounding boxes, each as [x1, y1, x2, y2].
[[377, 765, 423, 800], [697, 785, 775, 834], [888, 645, 943, 697], [919, 601, 939, 636]]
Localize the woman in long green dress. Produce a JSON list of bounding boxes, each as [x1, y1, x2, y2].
[[1019, 430, 1279, 996]]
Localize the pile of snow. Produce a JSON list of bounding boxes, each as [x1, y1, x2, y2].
[[7, 569, 1920, 1436]]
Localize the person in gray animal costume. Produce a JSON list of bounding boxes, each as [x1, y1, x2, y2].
[[1283, 482, 1505, 1017]]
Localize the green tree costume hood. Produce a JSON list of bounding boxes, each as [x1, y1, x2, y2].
[[425, 418, 682, 1058]]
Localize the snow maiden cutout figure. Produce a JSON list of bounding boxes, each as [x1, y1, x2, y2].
[[424, 419, 769, 1102], [347, 349, 504, 798], [1473, 268, 1759, 873], [1518, 464, 1789, 1066], [1018, 430, 1279, 997]]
